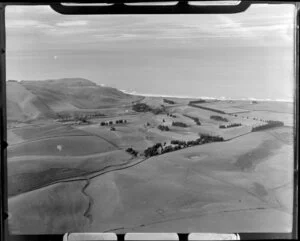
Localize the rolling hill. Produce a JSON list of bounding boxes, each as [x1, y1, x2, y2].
[[7, 81, 56, 122], [6, 78, 139, 122]]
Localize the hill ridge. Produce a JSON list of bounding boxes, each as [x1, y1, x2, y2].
[[7, 78, 139, 123]]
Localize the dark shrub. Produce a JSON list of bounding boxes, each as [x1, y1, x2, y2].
[[172, 122, 188, 127], [189, 102, 225, 114], [163, 99, 176, 104], [219, 123, 241, 129], [158, 125, 170, 131], [210, 115, 229, 122], [132, 103, 152, 112], [161, 145, 174, 154], [189, 99, 206, 104], [126, 147, 133, 153], [183, 114, 201, 125], [126, 147, 138, 157], [252, 120, 284, 132], [152, 108, 165, 115]]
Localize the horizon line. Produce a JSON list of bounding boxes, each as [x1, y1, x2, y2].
[[6, 78, 293, 103], [120, 89, 294, 103]]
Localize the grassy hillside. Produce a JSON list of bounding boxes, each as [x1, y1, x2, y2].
[[21, 78, 137, 110], [7, 78, 139, 123], [7, 81, 56, 122]]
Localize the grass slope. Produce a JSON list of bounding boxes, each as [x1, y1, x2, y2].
[[21, 78, 138, 110], [7, 82, 56, 122]]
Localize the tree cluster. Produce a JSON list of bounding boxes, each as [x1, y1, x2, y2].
[[151, 108, 165, 115], [144, 143, 162, 157], [210, 115, 229, 122], [57, 111, 104, 122], [144, 134, 224, 158], [163, 99, 176, 104], [132, 103, 166, 115], [115, 119, 127, 124], [158, 125, 170, 131], [188, 102, 225, 114], [167, 113, 177, 118], [126, 147, 138, 157], [189, 99, 206, 104], [219, 123, 242, 129], [183, 114, 201, 125], [251, 120, 284, 132], [100, 119, 127, 126], [172, 121, 188, 127], [132, 103, 152, 112]]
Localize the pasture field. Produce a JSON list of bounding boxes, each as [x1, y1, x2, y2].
[[8, 150, 132, 197], [236, 111, 294, 127], [88, 128, 293, 233], [8, 135, 117, 158], [8, 123, 89, 144], [7, 96, 294, 234], [9, 181, 89, 234], [197, 100, 293, 114]]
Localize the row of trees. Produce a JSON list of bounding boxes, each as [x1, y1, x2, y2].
[[167, 113, 177, 118], [100, 119, 127, 126], [57, 111, 104, 122], [143, 134, 224, 158], [230, 113, 265, 122], [251, 120, 284, 132], [172, 121, 188, 127], [183, 114, 201, 125], [219, 123, 242, 129], [189, 99, 206, 104], [189, 102, 226, 114], [163, 99, 176, 104], [210, 115, 229, 122], [132, 103, 166, 115]]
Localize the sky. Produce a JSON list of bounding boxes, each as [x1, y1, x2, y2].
[[5, 3, 295, 101]]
